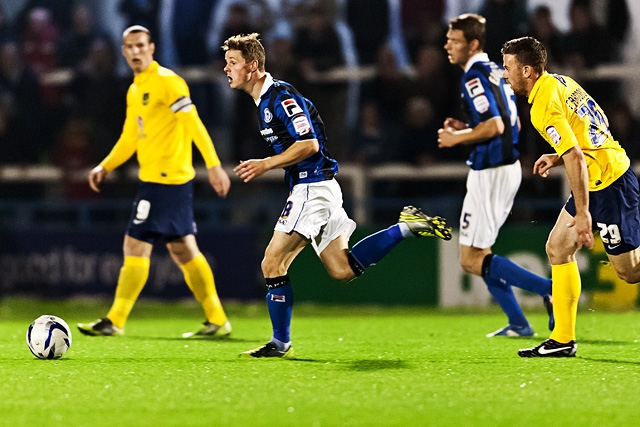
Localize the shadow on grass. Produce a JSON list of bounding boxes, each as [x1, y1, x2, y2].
[[288, 358, 411, 371], [578, 339, 635, 346], [125, 336, 256, 343], [580, 357, 640, 366]]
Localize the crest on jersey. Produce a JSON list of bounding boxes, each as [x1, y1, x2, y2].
[[142, 93, 149, 105], [281, 98, 303, 117], [546, 126, 561, 145], [263, 107, 272, 123]]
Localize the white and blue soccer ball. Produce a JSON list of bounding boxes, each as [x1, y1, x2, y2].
[[26, 315, 72, 360]]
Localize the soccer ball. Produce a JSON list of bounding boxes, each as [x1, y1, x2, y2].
[[26, 315, 72, 360]]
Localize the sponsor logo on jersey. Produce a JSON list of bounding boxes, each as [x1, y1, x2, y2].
[[293, 115, 311, 135], [142, 92, 149, 105], [263, 107, 273, 123], [472, 95, 489, 113], [465, 78, 484, 98], [545, 126, 561, 145], [281, 98, 303, 117]]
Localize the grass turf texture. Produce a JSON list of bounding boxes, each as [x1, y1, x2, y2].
[[1, 298, 640, 427]]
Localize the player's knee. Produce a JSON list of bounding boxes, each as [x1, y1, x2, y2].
[[261, 256, 285, 278], [327, 265, 355, 283], [545, 240, 564, 263], [460, 253, 482, 276], [615, 268, 640, 285], [460, 259, 475, 275]]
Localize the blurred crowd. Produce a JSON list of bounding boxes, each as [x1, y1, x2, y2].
[[0, 0, 639, 190]]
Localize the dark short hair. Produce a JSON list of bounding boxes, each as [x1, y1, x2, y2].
[[501, 36, 547, 74], [222, 33, 266, 72], [449, 13, 486, 50]]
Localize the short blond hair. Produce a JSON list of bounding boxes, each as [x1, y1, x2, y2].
[[222, 33, 266, 72]]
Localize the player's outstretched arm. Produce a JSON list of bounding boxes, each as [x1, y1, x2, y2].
[[88, 165, 108, 193], [208, 165, 230, 197]]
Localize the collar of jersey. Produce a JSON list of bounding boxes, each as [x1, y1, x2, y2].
[[528, 71, 551, 105], [255, 72, 274, 106], [464, 52, 489, 73], [134, 60, 159, 84]]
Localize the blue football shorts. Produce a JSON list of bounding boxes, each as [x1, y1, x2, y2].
[[126, 180, 196, 245], [565, 167, 640, 255]]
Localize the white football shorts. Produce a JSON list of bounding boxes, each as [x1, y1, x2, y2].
[[274, 178, 356, 256], [459, 160, 522, 249]]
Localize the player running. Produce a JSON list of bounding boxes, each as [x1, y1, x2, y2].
[[502, 36, 640, 357], [222, 33, 451, 358]]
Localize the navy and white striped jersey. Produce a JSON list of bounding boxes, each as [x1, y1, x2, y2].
[[460, 54, 519, 170], [256, 75, 338, 190]]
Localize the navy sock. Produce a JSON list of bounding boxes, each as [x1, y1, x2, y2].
[[265, 276, 293, 344], [483, 276, 529, 327], [349, 224, 404, 272], [486, 254, 552, 297]]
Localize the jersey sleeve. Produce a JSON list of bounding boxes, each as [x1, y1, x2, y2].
[[532, 90, 579, 157], [463, 69, 501, 122], [167, 75, 221, 168], [100, 88, 138, 171], [274, 92, 316, 141]]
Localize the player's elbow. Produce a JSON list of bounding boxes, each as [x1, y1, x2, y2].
[[492, 117, 505, 135], [299, 139, 320, 157], [308, 139, 320, 154]]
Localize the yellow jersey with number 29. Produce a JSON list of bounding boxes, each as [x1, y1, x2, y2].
[[528, 71, 629, 191]]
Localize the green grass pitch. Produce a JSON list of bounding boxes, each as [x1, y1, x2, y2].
[[1, 297, 640, 427]]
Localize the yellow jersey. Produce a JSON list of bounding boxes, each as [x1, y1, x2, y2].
[[528, 72, 629, 191], [100, 61, 220, 184]]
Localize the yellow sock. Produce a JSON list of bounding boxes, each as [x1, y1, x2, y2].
[[549, 261, 581, 343], [107, 256, 150, 329], [180, 253, 227, 325]]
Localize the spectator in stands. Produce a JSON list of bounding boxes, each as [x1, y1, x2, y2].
[[595, 0, 630, 58], [0, 4, 14, 43], [19, 6, 66, 154], [480, 0, 528, 61], [558, 0, 615, 69], [291, 3, 348, 159], [57, 2, 108, 69], [557, 0, 617, 102], [401, 0, 446, 60], [171, 0, 219, 133], [51, 117, 96, 199], [523, 5, 562, 69], [412, 43, 460, 125], [345, 0, 389, 66], [360, 43, 412, 133], [16, 0, 75, 32], [397, 96, 442, 165], [605, 101, 640, 162], [66, 36, 128, 162], [20, 7, 59, 85], [172, 0, 216, 66], [350, 101, 393, 165], [0, 40, 43, 163]]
